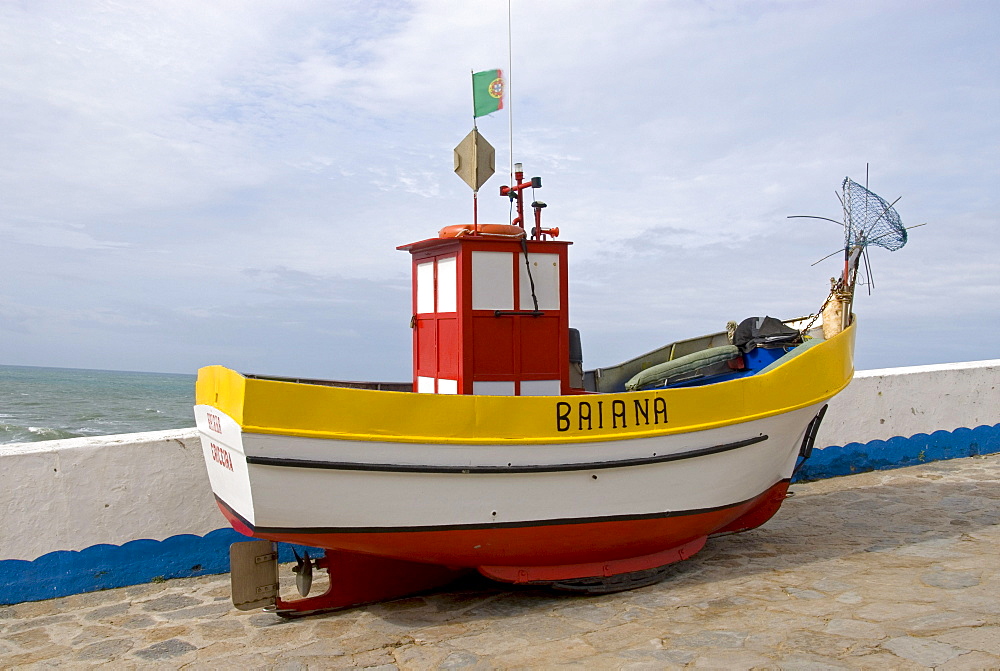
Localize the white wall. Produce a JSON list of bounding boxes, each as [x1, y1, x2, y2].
[[0, 428, 214, 562], [817, 360, 1000, 448]]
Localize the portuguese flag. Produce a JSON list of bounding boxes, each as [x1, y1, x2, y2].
[[472, 69, 504, 118]]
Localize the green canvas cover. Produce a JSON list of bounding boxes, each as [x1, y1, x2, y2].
[[625, 345, 740, 391]]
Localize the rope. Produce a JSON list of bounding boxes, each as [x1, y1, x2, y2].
[[454, 229, 525, 239], [520, 237, 540, 311]]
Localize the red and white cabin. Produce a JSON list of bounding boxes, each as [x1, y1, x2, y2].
[[397, 232, 571, 396]]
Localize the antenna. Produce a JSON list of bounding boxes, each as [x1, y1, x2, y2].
[[793, 173, 917, 339], [506, 0, 514, 185], [791, 169, 917, 309], [792, 173, 910, 266]]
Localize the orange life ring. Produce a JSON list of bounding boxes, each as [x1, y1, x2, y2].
[[438, 224, 526, 239]]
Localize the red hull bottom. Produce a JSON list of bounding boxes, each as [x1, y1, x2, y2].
[[219, 481, 790, 614], [272, 551, 468, 618]]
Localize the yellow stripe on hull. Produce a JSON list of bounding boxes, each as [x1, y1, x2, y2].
[[196, 322, 855, 445]]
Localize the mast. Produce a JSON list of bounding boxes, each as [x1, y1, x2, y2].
[[507, 0, 514, 187]]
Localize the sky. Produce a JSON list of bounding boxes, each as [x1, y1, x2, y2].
[[1, 0, 998, 380]]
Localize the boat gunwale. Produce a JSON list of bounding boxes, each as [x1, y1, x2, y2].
[[196, 321, 855, 446]]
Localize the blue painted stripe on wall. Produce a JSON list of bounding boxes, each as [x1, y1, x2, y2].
[[4, 423, 999, 606], [0, 529, 324, 605], [794, 423, 1000, 482]]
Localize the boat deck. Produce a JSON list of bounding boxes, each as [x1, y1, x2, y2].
[[3, 454, 998, 668]]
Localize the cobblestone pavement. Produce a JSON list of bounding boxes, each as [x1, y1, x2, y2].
[[3, 455, 1000, 669]]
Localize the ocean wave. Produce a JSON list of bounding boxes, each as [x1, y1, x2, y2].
[[0, 423, 82, 444], [28, 426, 84, 440], [1, 364, 196, 443]]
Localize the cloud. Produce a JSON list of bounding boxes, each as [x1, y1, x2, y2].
[[0, 220, 130, 250], [0, 0, 997, 377]]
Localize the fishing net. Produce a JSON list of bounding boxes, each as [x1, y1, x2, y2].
[[842, 177, 906, 251]]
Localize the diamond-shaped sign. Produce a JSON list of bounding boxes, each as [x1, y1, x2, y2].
[[454, 128, 495, 192]]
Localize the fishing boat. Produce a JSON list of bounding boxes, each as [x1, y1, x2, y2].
[[194, 161, 907, 616]]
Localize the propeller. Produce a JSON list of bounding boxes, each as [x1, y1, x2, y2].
[[291, 548, 313, 597]]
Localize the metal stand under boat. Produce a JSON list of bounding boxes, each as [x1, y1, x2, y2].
[[478, 536, 707, 593]]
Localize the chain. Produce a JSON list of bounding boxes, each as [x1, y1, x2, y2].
[[800, 291, 835, 335]]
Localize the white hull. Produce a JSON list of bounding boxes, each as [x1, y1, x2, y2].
[[196, 403, 822, 532]]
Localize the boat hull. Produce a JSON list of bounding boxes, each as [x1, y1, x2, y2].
[[197, 401, 823, 569], [215, 480, 790, 575], [195, 322, 854, 586]]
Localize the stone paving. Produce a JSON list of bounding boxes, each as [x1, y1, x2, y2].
[[2, 454, 1000, 669]]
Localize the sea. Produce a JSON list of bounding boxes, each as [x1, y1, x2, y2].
[[0, 364, 197, 445]]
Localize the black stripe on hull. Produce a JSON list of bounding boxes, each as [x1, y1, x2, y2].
[[244, 434, 768, 474], [216, 478, 790, 536]]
